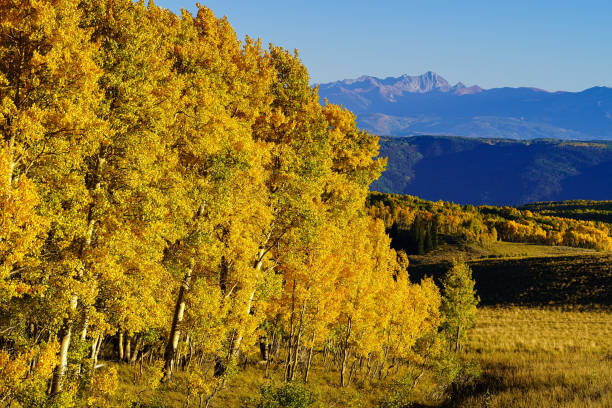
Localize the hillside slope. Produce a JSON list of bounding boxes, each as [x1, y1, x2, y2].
[[373, 136, 612, 205], [409, 254, 612, 306], [520, 200, 612, 224]]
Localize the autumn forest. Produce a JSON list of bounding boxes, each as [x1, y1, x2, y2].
[[1, 1, 611, 407]]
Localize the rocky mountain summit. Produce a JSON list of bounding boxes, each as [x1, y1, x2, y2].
[[318, 73, 612, 140], [320, 71, 483, 98]]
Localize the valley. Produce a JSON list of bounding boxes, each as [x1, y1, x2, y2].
[[369, 194, 612, 407]]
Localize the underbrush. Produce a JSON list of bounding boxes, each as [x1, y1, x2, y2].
[[105, 356, 470, 407], [94, 306, 612, 407]]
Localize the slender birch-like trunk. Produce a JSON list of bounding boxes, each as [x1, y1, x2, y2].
[[303, 332, 315, 384], [130, 335, 142, 365], [90, 331, 100, 360], [289, 302, 306, 382], [229, 246, 265, 360], [125, 335, 132, 362], [50, 152, 105, 395], [264, 331, 276, 379], [340, 317, 352, 387], [164, 259, 194, 381], [285, 280, 297, 382], [91, 332, 103, 368], [50, 294, 77, 395], [118, 331, 124, 361], [80, 313, 90, 342]]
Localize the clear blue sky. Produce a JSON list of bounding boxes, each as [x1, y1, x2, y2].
[[154, 0, 612, 91]]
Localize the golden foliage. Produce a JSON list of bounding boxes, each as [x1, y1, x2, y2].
[[0, 1, 445, 404]]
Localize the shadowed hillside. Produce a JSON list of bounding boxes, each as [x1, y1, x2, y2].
[[520, 200, 612, 224], [409, 254, 612, 306], [373, 136, 612, 205]]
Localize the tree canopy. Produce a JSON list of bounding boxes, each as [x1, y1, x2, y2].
[[0, 1, 448, 406]]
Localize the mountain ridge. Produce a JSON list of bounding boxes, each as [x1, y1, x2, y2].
[[318, 72, 612, 140], [319, 71, 484, 96]]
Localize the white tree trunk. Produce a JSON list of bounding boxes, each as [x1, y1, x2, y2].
[[164, 259, 194, 381]]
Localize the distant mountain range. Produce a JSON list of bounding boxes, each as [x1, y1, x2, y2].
[[374, 136, 612, 205], [318, 72, 612, 140]]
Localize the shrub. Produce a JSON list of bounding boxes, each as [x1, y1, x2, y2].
[[256, 382, 316, 408], [378, 375, 416, 408]]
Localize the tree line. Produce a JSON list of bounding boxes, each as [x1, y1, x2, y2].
[[519, 200, 612, 225], [368, 193, 612, 253], [0, 1, 470, 406]]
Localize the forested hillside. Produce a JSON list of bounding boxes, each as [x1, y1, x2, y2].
[[520, 200, 612, 224], [373, 136, 612, 205], [367, 192, 612, 253]]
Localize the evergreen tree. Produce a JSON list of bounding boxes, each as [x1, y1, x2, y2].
[[432, 215, 440, 249]]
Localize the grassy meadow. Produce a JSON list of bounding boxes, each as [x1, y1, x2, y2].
[[106, 306, 612, 408], [408, 240, 598, 265], [414, 246, 612, 407], [452, 306, 612, 408]]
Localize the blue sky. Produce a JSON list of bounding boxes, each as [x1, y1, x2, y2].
[[154, 0, 612, 91]]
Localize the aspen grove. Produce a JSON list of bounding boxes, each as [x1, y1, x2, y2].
[[0, 1, 454, 406]]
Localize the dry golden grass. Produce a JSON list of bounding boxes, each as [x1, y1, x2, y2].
[[471, 307, 612, 353], [409, 241, 599, 266], [107, 308, 612, 407], [479, 241, 601, 260], [109, 360, 391, 408], [453, 306, 612, 408]]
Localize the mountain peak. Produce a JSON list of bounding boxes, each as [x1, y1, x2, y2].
[[320, 72, 482, 100], [392, 72, 451, 93], [317, 74, 612, 140]]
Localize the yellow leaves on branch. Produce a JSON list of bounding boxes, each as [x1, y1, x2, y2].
[[0, 0, 445, 402], [0, 341, 58, 403]]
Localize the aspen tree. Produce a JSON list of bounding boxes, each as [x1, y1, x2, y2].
[[209, 46, 330, 384], [162, 6, 273, 383], [76, 0, 181, 367], [0, 0, 103, 397], [440, 260, 479, 353], [0, 1, 452, 401]]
